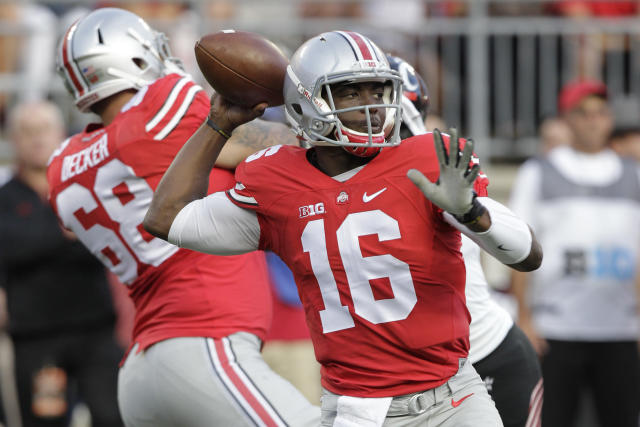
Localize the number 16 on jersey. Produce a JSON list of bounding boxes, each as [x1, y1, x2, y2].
[[301, 210, 417, 333]]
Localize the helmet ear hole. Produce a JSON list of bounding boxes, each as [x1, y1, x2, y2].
[[97, 28, 104, 44], [291, 103, 302, 115], [132, 58, 148, 70]]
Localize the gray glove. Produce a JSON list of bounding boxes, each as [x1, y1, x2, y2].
[[407, 128, 480, 216]]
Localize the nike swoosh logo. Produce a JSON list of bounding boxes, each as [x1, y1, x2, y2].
[[497, 244, 511, 251], [363, 187, 387, 203], [451, 393, 474, 408]]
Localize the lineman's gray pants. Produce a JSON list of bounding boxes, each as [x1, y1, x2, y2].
[[118, 333, 320, 427]]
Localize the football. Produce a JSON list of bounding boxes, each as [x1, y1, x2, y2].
[[194, 30, 289, 107]]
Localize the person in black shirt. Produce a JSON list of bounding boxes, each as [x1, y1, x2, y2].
[[0, 101, 123, 427]]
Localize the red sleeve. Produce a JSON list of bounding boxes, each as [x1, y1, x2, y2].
[[142, 74, 207, 142], [473, 170, 489, 197], [225, 145, 295, 252], [226, 160, 261, 211], [207, 167, 235, 194], [225, 145, 290, 211], [226, 155, 274, 250], [116, 74, 209, 191]]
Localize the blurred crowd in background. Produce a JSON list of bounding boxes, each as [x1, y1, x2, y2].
[[1, 0, 640, 162], [0, 1, 638, 426]]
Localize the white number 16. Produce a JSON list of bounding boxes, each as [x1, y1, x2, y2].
[[301, 210, 416, 333]]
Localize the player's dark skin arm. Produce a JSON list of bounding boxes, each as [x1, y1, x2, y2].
[[143, 95, 267, 240], [505, 226, 542, 272]]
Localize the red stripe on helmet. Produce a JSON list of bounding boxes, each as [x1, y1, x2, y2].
[[344, 31, 373, 60], [61, 22, 85, 96]]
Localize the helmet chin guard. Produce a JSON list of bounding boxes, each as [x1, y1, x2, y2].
[[284, 31, 403, 157]]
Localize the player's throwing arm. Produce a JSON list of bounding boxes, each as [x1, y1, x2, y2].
[[144, 30, 286, 239]]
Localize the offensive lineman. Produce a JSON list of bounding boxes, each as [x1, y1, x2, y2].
[[47, 8, 319, 427], [145, 31, 542, 425]]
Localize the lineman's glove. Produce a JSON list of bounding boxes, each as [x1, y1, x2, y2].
[[407, 128, 481, 218]]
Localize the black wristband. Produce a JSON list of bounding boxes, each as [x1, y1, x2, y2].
[[453, 194, 487, 225], [206, 117, 231, 139]]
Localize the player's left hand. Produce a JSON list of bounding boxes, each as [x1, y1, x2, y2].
[[407, 128, 479, 216], [208, 92, 268, 136]]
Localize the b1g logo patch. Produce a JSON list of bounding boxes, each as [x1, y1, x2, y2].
[[299, 203, 325, 218]]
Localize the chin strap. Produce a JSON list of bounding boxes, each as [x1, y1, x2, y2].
[[343, 145, 380, 157], [336, 127, 385, 157]]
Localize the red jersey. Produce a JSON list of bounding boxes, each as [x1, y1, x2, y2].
[[265, 292, 310, 342], [227, 134, 489, 397], [47, 73, 272, 354]]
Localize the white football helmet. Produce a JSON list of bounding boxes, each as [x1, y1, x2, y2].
[[56, 7, 182, 112], [283, 31, 403, 157]]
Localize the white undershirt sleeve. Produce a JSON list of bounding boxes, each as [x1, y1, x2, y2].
[[168, 192, 261, 255], [444, 196, 532, 265]]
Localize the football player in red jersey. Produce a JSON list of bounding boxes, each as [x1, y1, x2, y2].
[[145, 31, 542, 426], [48, 8, 319, 427]]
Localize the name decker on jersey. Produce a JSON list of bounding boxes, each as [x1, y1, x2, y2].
[[60, 132, 109, 182]]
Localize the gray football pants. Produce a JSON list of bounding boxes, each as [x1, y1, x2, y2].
[[118, 333, 320, 427], [321, 359, 502, 427]]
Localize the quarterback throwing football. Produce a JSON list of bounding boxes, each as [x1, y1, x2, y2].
[[146, 31, 542, 426]]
